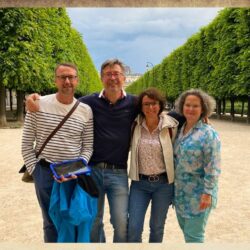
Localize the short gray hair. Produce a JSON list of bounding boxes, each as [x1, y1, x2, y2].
[[100, 58, 126, 75], [175, 89, 216, 118]]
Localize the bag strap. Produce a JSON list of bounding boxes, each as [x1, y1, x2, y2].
[[130, 121, 137, 140], [35, 100, 80, 158], [168, 127, 172, 139]]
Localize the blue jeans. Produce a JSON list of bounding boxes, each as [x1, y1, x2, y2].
[[32, 161, 58, 242], [90, 167, 129, 242], [128, 179, 174, 242], [176, 207, 212, 243]]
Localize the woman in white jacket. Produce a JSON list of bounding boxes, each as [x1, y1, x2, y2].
[[128, 87, 178, 242]]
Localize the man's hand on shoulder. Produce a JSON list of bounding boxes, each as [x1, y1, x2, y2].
[[26, 93, 40, 112], [203, 117, 211, 125]]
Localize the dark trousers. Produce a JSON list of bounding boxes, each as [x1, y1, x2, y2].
[[32, 160, 58, 242]]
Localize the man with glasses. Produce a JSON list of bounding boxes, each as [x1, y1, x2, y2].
[[79, 59, 138, 242], [26, 59, 138, 242], [22, 63, 94, 242]]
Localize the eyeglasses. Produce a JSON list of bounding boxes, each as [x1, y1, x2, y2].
[[102, 72, 124, 78], [142, 101, 159, 107], [56, 75, 78, 81]]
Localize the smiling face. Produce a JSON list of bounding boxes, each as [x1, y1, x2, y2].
[[55, 65, 78, 97], [183, 94, 203, 123], [101, 64, 125, 95], [142, 95, 160, 119]]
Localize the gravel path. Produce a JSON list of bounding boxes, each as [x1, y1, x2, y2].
[[0, 119, 249, 243]]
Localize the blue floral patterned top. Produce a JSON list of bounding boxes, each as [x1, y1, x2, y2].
[[174, 120, 221, 218]]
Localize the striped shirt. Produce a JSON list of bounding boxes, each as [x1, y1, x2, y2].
[[22, 94, 93, 174]]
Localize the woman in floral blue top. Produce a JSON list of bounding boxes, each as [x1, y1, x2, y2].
[[174, 89, 221, 243]]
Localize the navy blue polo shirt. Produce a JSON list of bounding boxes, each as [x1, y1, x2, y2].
[[79, 93, 138, 168]]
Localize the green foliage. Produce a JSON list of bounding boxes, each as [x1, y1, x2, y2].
[[127, 8, 250, 103], [67, 28, 102, 95], [0, 8, 101, 95]]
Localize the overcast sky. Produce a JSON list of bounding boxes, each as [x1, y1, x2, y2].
[[67, 8, 222, 74]]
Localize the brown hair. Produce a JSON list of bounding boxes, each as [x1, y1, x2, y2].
[[137, 87, 166, 117]]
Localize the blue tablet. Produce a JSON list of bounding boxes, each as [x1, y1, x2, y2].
[[50, 158, 91, 180]]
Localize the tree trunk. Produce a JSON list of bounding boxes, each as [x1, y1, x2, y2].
[[222, 98, 226, 114], [241, 100, 245, 117], [216, 99, 221, 119], [0, 82, 7, 127], [247, 96, 250, 124], [230, 97, 235, 121], [16, 90, 25, 123], [9, 89, 13, 111]]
